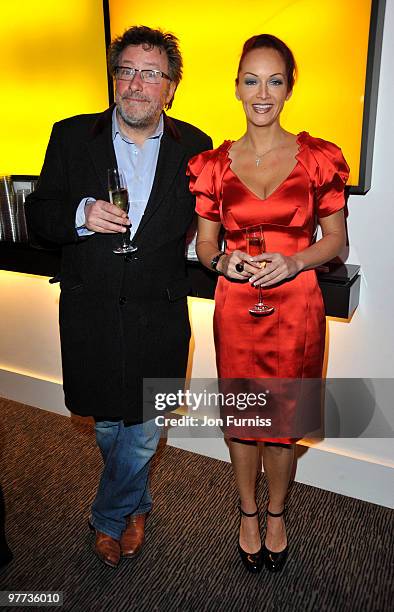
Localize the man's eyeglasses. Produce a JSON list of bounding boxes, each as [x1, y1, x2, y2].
[[114, 66, 172, 84]]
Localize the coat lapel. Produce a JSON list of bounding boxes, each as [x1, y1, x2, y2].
[[132, 116, 185, 242], [86, 105, 117, 195]]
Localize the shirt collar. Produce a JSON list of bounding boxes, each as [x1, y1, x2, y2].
[[112, 107, 164, 144]]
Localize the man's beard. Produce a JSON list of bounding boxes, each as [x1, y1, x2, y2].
[[116, 93, 162, 130]]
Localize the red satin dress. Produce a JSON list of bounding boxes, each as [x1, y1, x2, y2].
[[187, 132, 349, 443]]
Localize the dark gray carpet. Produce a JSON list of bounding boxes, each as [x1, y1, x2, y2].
[[0, 398, 393, 612]]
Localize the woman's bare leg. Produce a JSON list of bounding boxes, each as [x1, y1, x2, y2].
[[262, 443, 294, 552], [229, 439, 261, 553]]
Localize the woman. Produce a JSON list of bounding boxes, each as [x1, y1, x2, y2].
[[187, 34, 349, 574]]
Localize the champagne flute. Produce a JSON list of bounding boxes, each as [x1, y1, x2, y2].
[[107, 168, 137, 254], [245, 226, 275, 316]]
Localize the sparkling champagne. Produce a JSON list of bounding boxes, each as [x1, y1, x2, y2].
[[109, 188, 129, 212], [246, 236, 264, 257]]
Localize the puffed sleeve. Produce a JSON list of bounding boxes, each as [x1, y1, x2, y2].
[[187, 149, 221, 222], [309, 138, 350, 218]]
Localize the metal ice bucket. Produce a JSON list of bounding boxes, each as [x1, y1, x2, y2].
[[0, 176, 30, 242]]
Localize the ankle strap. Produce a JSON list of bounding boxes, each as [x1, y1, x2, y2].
[[239, 504, 258, 518], [267, 506, 286, 518]]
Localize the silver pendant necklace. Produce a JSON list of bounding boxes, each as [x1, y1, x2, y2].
[[254, 144, 287, 167]]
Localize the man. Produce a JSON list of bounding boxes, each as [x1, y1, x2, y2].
[[26, 25, 212, 568]]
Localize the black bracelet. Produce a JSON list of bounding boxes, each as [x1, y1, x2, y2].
[[210, 251, 226, 272]]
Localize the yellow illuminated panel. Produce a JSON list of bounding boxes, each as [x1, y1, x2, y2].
[[0, 0, 109, 176], [109, 0, 372, 186]]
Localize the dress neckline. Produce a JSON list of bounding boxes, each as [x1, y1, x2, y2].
[[224, 132, 307, 203]]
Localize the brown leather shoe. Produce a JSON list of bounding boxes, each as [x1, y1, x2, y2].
[[93, 530, 121, 568], [120, 513, 147, 558]]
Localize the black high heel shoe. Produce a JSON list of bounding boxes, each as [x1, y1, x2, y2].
[[237, 506, 263, 573], [262, 506, 288, 573]]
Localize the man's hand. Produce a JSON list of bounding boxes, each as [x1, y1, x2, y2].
[[85, 200, 131, 234]]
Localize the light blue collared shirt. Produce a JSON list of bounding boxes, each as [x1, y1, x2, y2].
[[76, 108, 164, 237]]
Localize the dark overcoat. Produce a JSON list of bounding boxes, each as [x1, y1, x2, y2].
[[25, 106, 212, 422]]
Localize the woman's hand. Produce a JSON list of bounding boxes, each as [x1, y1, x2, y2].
[[248, 253, 302, 286], [217, 250, 261, 278]]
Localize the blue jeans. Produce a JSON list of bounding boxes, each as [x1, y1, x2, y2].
[[90, 418, 160, 540]]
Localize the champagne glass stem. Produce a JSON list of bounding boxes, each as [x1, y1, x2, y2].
[[122, 227, 130, 249]]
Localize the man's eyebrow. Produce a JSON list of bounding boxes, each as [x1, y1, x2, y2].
[[121, 60, 162, 69]]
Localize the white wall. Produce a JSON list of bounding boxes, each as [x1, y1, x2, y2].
[[1, 3, 393, 508], [0, 271, 67, 415]]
